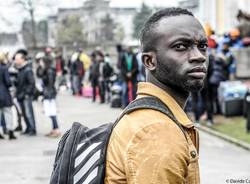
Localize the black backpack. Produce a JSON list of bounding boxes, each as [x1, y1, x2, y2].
[[50, 96, 186, 184]]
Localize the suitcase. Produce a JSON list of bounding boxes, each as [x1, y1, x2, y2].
[[110, 83, 122, 108], [246, 91, 250, 132], [82, 86, 93, 97], [221, 97, 244, 116], [218, 81, 248, 116], [244, 90, 250, 116], [110, 95, 122, 108]]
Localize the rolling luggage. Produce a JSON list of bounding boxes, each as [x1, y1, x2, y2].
[[218, 81, 248, 116], [245, 90, 250, 132], [110, 83, 122, 108], [82, 86, 93, 98]]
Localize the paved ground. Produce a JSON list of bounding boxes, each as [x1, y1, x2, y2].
[[0, 91, 250, 184]]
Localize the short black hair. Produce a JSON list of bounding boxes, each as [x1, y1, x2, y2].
[[140, 7, 194, 52], [15, 49, 28, 60]]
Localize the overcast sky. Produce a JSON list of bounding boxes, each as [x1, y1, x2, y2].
[[0, 0, 179, 33]]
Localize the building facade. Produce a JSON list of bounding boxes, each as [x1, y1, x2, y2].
[[47, 0, 137, 47], [0, 32, 24, 55], [181, 0, 250, 34]]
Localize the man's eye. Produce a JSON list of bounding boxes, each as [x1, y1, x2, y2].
[[199, 43, 208, 50], [174, 44, 187, 50]]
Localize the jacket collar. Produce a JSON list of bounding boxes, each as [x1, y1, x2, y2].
[[17, 62, 28, 70], [137, 82, 194, 128]]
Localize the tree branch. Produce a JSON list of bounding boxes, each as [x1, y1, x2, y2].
[[15, 0, 29, 11]]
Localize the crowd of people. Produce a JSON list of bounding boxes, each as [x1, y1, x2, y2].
[[68, 45, 145, 109], [1, 24, 249, 140], [88, 45, 145, 108], [186, 25, 250, 126], [0, 48, 62, 140], [0, 45, 146, 140]]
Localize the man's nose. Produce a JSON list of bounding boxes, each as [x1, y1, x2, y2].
[[189, 47, 206, 63]]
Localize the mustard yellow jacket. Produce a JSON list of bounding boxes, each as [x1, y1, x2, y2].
[[105, 82, 200, 184]]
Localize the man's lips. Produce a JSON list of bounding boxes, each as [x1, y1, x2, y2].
[[187, 67, 207, 79]]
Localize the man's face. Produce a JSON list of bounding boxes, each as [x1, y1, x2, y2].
[[152, 15, 208, 92], [14, 53, 25, 67], [222, 43, 229, 51], [127, 46, 133, 53]]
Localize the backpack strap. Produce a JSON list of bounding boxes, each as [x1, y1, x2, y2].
[[113, 96, 188, 141]]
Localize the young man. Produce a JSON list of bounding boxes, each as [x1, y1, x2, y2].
[[14, 49, 37, 136], [120, 46, 138, 108], [105, 8, 208, 183]]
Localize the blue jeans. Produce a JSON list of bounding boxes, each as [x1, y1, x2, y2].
[[50, 116, 59, 130], [19, 97, 36, 132], [72, 75, 82, 94]]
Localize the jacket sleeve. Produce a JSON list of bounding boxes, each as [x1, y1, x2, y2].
[[105, 122, 191, 184], [3, 66, 12, 88], [131, 55, 138, 77], [47, 69, 56, 91], [120, 55, 128, 80], [89, 65, 93, 81], [124, 123, 190, 184], [25, 69, 35, 96]]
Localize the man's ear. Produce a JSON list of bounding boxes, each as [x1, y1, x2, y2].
[[142, 52, 156, 71]]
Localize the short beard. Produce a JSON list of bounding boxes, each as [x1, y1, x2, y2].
[[154, 55, 204, 93]]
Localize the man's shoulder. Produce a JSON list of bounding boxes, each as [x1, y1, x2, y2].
[[107, 108, 190, 172], [112, 108, 185, 144], [23, 65, 32, 72]]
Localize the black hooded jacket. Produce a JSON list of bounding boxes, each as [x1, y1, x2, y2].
[[16, 63, 35, 101], [0, 64, 12, 107]]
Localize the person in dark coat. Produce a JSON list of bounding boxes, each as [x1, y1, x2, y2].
[[96, 51, 106, 103], [70, 52, 84, 96], [103, 53, 114, 103], [0, 52, 16, 139], [55, 53, 67, 88], [40, 57, 61, 137], [89, 52, 99, 102], [14, 49, 37, 136], [120, 46, 138, 108], [116, 44, 124, 70], [206, 44, 232, 124]]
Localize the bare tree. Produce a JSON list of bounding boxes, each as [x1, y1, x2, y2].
[[0, 2, 15, 30], [57, 15, 86, 46], [100, 13, 116, 42], [15, 0, 55, 48], [133, 3, 152, 39], [0, 13, 13, 27]]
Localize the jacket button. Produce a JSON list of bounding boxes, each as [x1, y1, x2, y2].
[[190, 151, 196, 158]]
